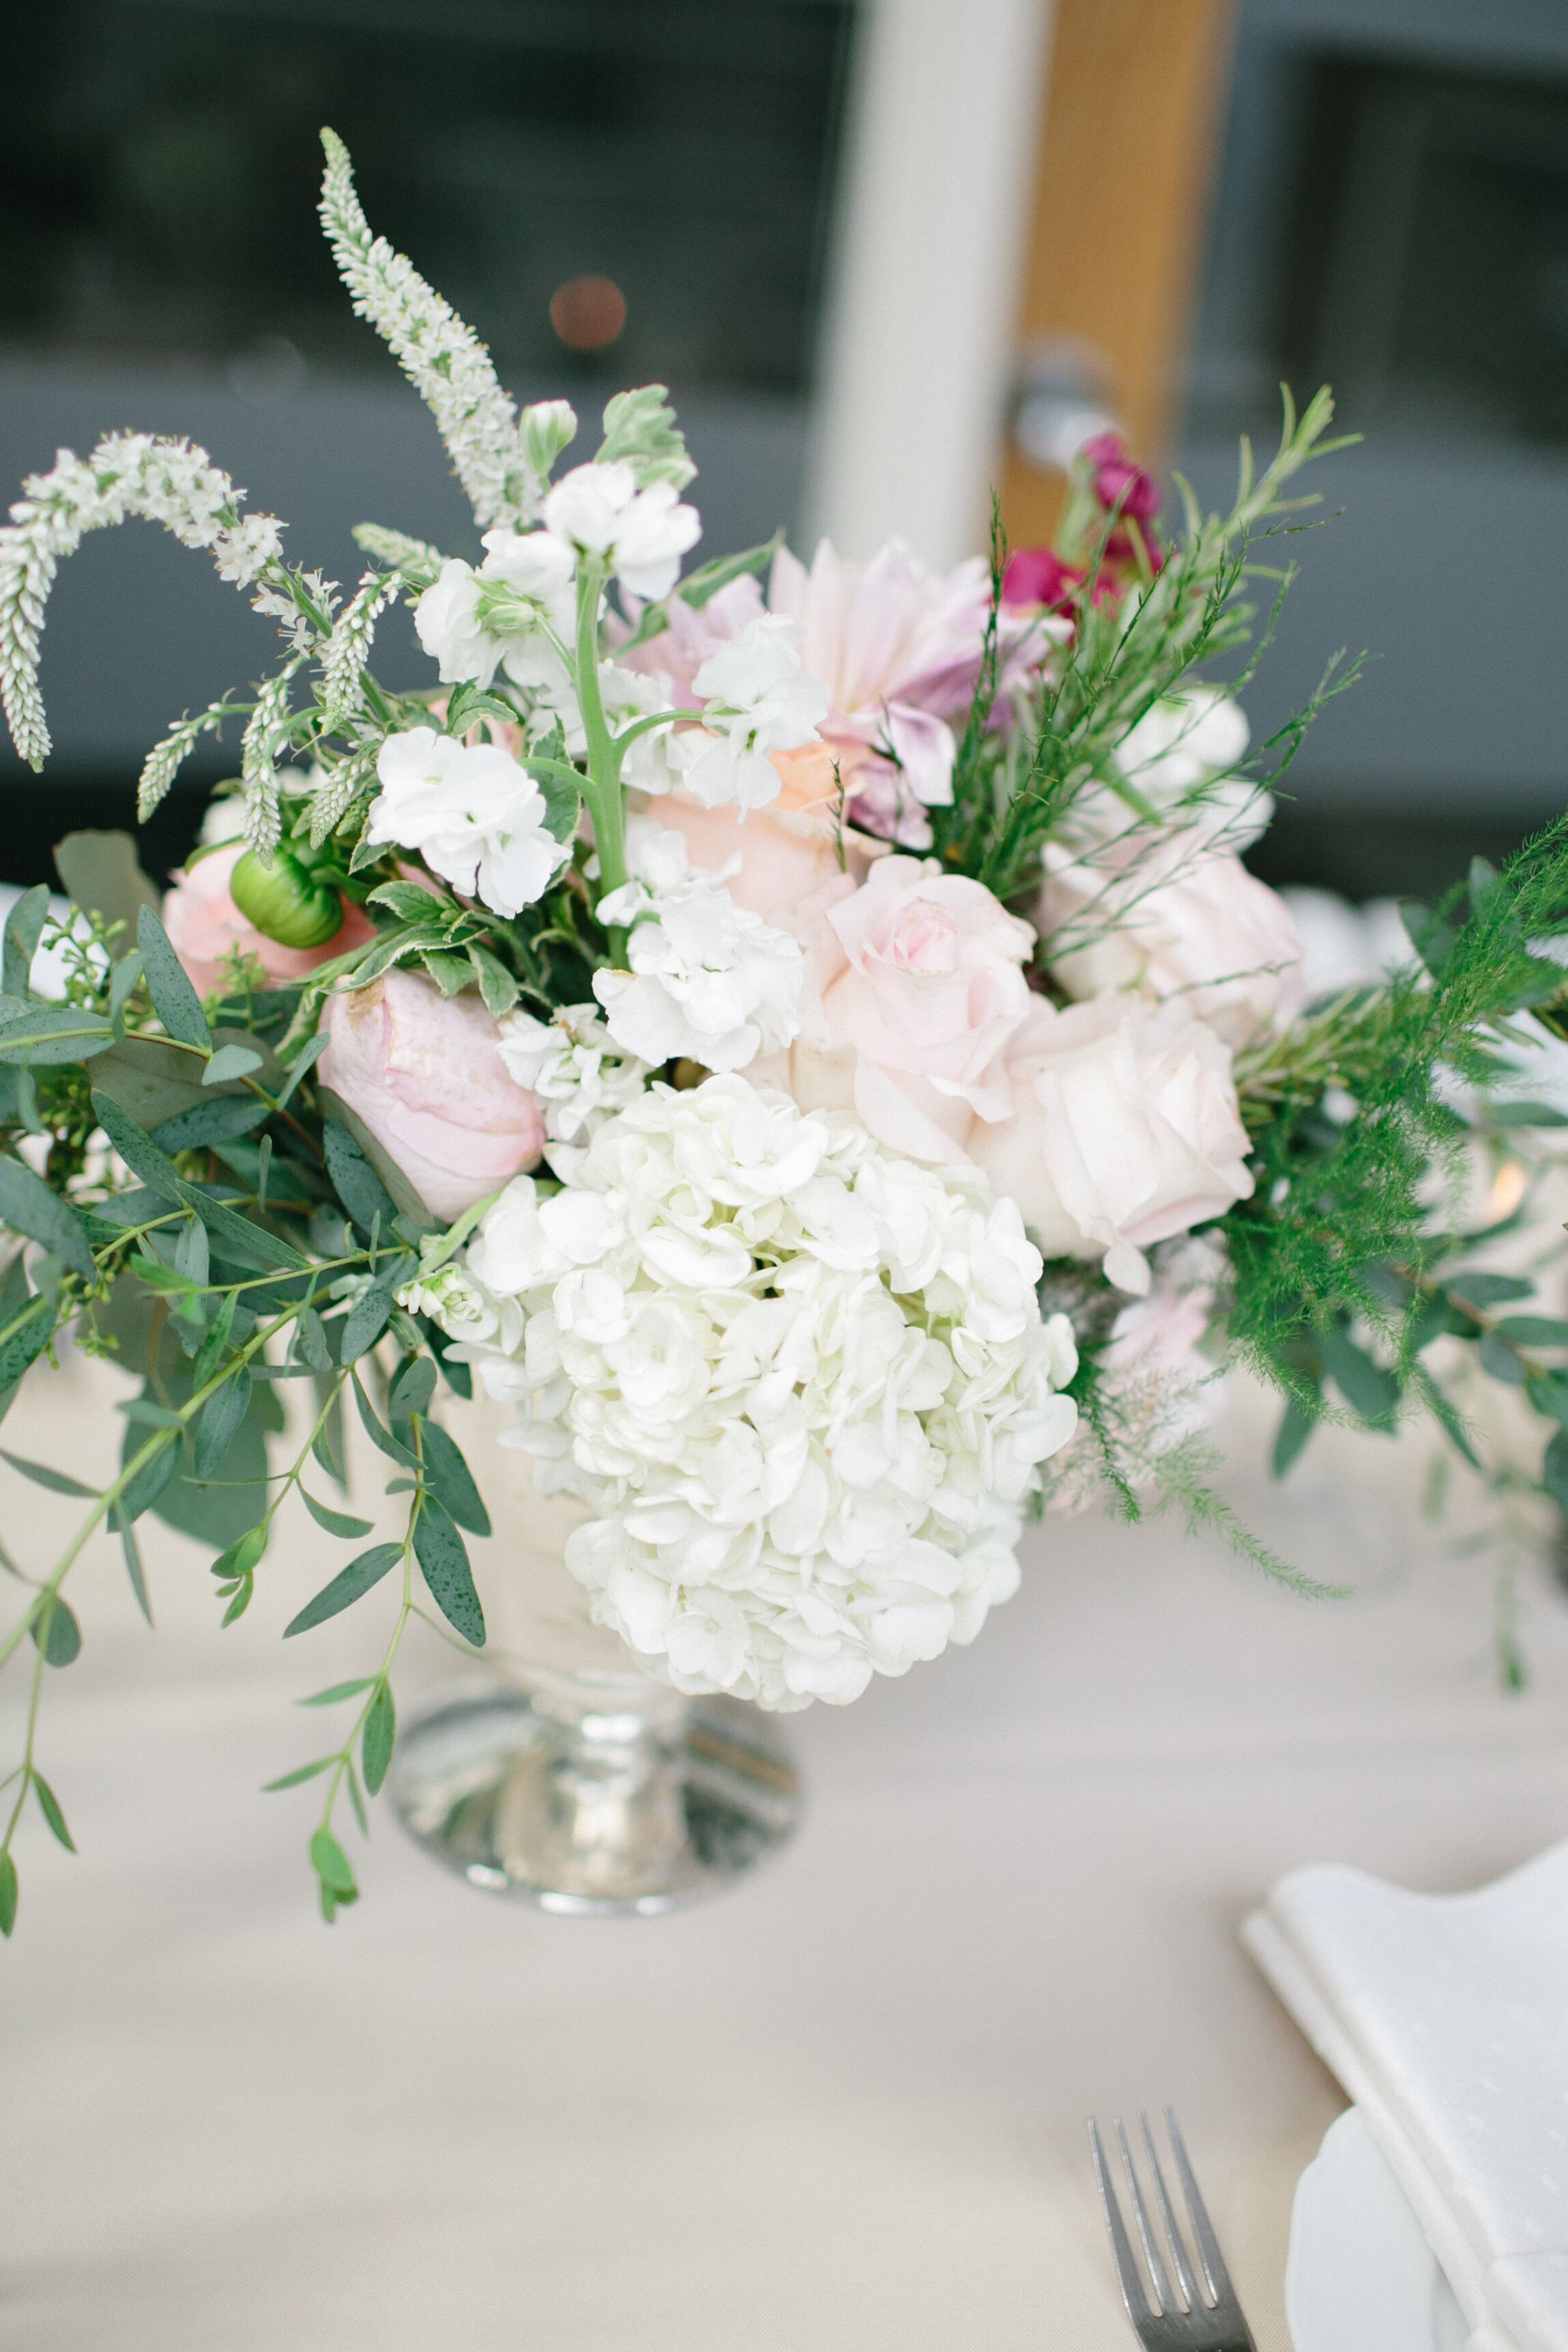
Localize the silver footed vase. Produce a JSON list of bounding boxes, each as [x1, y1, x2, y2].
[[390, 1427, 801, 1915]]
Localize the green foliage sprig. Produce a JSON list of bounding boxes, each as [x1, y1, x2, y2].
[[0, 840, 502, 1934]]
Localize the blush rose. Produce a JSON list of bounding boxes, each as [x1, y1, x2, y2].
[[968, 994, 1253, 1294], [1039, 843, 1305, 1047], [757, 856, 1035, 1164], [317, 968, 546, 1221]]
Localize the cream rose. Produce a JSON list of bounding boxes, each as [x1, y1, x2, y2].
[[1039, 843, 1304, 1047], [318, 968, 546, 1221], [969, 994, 1253, 1293], [759, 856, 1036, 1164]]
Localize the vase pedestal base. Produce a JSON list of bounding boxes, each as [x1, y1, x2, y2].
[[390, 1680, 801, 1915]]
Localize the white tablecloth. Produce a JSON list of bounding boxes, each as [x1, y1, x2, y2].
[[4, 1354, 1567, 2352]]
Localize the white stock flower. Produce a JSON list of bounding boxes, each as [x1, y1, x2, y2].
[[593, 868, 803, 1073], [679, 615, 828, 811], [496, 1003, 649, 1143], [414, 560, 493, 685], [367, 726, 569, 917], [394, 1257, 519, 1352], [413, 528, 576, 698], [431, 1075, 1079, 1710], [542, 461, 700, 600]]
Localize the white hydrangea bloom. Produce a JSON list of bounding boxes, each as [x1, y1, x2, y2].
[[678, 615, 828, 810], [496, 1003, 649, 1143], [593, 864, 802, 1073], [434, 1076, 1079, 1709], [542, 461, 700, 600], [366, 725, 569, 917]]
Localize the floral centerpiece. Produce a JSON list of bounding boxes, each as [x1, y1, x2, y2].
[[2, 133, 1567, 1928]]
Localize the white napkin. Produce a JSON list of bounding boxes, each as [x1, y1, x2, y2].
[[1245, 1842, 1568, 2352]]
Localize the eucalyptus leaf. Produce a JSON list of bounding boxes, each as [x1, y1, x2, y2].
[[203, 1043, 263, 1086], [108, 950, 144, 1026], [298, 1486, 374, 1539], [320, 1098, 433, 1229], [0, 1154, 95, 1279], [0, 1002, 115, 1064], [194, 1369, 252, 1481], [337, 1272, 402, 1364], [212, 1522, 267, 1584], [361, 1682, 395, 1795], [110, 1503, 152, 1624], [31, 1595, 81, 1668], [263, 1756, 334, 1792], [292, 1307, 333, 1371], [1485, 1101, 1568, 1129], [350, 1373, 420, 1470], [136, 905, 210, 1051], [1545, 1427, 1568, 1516], [388, 1354, 436, 1423], [1315, 1328, 1400, 1429], [174, 1214, 210, 1290], [0, 1294, 56, 1390], [419, 1421, 491, 1537], [298, 1679, 374, 1707], [1, 884, 50, 999], [32, 1773, 75, 1851], [285, 1541, 402, 1636], [91, 1092, 306, 1273], [1490, 1315, 1568, 1347], [0, 1449, 95, 1496], [308, 1827, 357, 1897], [1271, 1392, 1319, 1479], [275, 1029, 328, 1112], [119, 1433, 181, 1522], [54, 830, 160, 937], [1444, 1271, 1535, 1306], [151, 1094, 270, 1151], [1479, 1331, 1527, 1385], [413, 1500, 484, 1645]]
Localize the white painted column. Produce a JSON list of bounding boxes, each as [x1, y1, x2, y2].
[[801, 0, 1056, 566]]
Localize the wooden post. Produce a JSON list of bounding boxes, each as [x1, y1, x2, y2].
[[999, 0, 1235, 553]]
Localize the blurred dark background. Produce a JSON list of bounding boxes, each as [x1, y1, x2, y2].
[[0, 0, 854, 881], [1177, 0, 1568, 900], [3, 0, 1566, 906]]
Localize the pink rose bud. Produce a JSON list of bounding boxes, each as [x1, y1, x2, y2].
[[162, 842, 373, 995], [1079, 431, 1161, 524], [317, 968, 545, 1221], [1001, 547, 1083, 611]]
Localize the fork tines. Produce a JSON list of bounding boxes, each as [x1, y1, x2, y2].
[[1088, 2107, 1256, 2351]]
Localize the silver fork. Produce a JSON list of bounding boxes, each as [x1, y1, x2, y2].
[[1088, 2108, 1257, 2351]]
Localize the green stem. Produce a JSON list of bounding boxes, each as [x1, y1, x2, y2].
[[0, 1297, 308, 1676], [0, 1641, 45, 1861], [571, 560, 630, 963]]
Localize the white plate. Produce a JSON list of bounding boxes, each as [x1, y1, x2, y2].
[[1286, 2108, 1469, 2352]]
